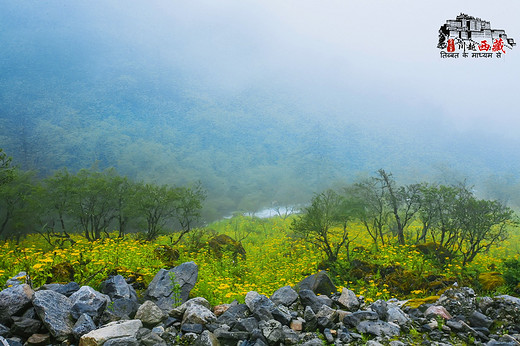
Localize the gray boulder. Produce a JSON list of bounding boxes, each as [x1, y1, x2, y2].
[[299, 289, 326, 314], [40, 282, 80, 297], [386, 305, 410, 326], [337, 288, 360, 311], [468, 310, 494, 329], [171, 297, 211, 319], [343, 310, 379, 327], [194, 330, 219, 346], [183, 303, 217, 325], [270, 286, 298, 307], [32, 290, 74, 341], [260, 319, 283, 345], [73, 313, 97, 340], [297, 271, 336, 296], [107, 298, 139, 319], [103, 336, 139, 346], [26, 333, 50, 345], [135, 300, 167, 326], [0, 284, 34, 325], [69, 286, 110, 322], [79, 319, 143, 346], [356, 320, 400, 337], [145, 262, 198, 312], [100, 275, 137, 301], [10, 317, 41, 338]]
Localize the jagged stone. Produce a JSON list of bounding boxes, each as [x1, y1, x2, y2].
[[425, 305, 452, 320], [271, 304, 292, 326], [140, 331, 167, 346], [10, 317, 41, 337], [40, 282, 80, 297], [301, 337, 324, 346], [32, 289, 74, 341], [260, 319, 283, 345], [145, 262, 198, 310], [171, 297, 212, 319], [25, 333, 50, 346], [233, 316, 258, 333], [100, 275, 138, 301], [297, 271, 336, 296], [0, 284, 34, 325], [282, 325, 299, 344], [356, 320, 400, 337], [194, 330, 219, 346], [323, 328, 334, 343], [0, 323, 10, 337], [213, 304, 230, 317], [245, 292, 277, 322], [270, 286, 299, 307], [135, 300, 167, 326], [343, 310, 379, 327], [1, 336, 23, 346], [107, 297, 139, 319], [370, 300, 389, 320], [21, 307, 37, 320], [183, 303, 217, 325], [303, 306, 317, 332], [69, 286, 110, 322], [181, 323, 204, 334], [102, 336, 139, 346], [468, 310, 494, 329], [216, 304, 249, 328], [338, 288, 360, 311], [386, 304, 410, 326], [79, 319, 142, 346], [299, 289, 325, 314], [73, 313, 97, 340], [437, 287, 477, 317], [214, 326, 249, 345]]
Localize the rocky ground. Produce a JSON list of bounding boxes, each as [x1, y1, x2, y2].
[[1, 261, 520, 346]]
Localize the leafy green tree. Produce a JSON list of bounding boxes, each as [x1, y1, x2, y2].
[[378, 169, 422, 245], [454, 194, 514, 265], [416, 183, 515, 265], [346, 178, 390, 250], [170, 183, 206, 243], [40, 169, 76, 233], [291, 189, 355, 263], [70, 169, 118, 241], [106, 170, 136, 238], [0, 169, 38, 240], [0, 148, 15, 187], [133, 182, 180, 241], [416, 184, 461, 248]]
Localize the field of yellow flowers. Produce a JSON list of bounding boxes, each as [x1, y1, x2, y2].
[[1, 215, 519, 306]]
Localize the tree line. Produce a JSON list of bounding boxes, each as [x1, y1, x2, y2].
[[0, 149, 206, 242], [292, 169, 517, 266]]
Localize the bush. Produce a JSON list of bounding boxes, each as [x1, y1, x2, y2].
[[503, 258, 520, 290]]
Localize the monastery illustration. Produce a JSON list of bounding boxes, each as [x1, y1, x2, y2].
[[438, 13, 515, 49]]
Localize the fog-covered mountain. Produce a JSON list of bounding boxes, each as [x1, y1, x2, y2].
[[2, 1, 520, 218]]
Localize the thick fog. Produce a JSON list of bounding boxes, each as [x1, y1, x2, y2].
[[1, 0, 520, 217]]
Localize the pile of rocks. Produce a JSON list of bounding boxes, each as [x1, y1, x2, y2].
[[0, 262, 519, 346]]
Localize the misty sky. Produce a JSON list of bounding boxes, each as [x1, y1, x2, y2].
[[2, 0, 519, 135], [91, 0, 520, 136]]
